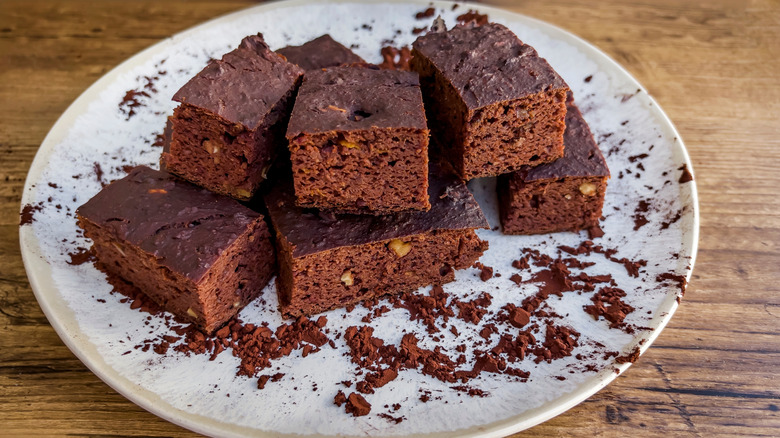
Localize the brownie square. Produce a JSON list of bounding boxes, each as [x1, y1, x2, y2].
[[265, 163, 489, 318], [411, 22, 570, 180], [76, 166, 276, 334], [497, 103, 610, 235], [161, 34, 304, 200], [286, 66, 430, 214], [277, 34, 364, 71]]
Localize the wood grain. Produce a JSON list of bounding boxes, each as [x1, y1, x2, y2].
[[2, 0, 779, 436]]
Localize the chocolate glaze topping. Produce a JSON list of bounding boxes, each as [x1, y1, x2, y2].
[[172, 34, 304, 130], [277, 34, 365, 71], [286, 66, 428, 137], [412, 22, 568, 109], [265, 163, 488, 258], [524, 103, 610, 181], [77, 166, 261, 281]]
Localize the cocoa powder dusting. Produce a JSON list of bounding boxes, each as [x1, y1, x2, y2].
[[20, 203, 43, 226], [66, 247, 95, 266]]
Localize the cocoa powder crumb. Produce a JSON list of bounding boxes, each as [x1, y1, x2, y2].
[[473, 262, 494, 281], [415, 7, 436, 19], [456, 9, 489, 26], [678, 164, 693, 183], [377, 46, 412, 71], [345, 392, 372, 416], [615, 347, 641, 364]]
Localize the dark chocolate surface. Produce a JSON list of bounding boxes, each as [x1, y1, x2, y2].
[[77, 166, 262, 281], [286, 66, 428, 137], [412, 22, 568, 109], [265, 163, 488, 257], [524, 103, 610, 181], [172, 34, 303, 130], [277, 34, 365, 71]]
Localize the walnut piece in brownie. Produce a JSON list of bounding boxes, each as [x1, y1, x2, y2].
[[411, 22, 569, 180], [286, 65, 430, 214], [76, 166, 276, 334], [264, 163, 489, 318], [497, 102, 610, 235], [161, 34, 304, 200], [277, 34, 364, 71]]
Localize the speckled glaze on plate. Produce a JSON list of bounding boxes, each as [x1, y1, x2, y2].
[[19, 1, 698, 437]]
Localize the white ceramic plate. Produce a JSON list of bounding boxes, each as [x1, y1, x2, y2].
[[20, 1, 698, 436]]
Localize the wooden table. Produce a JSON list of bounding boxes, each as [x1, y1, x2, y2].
[[2, 0, 778, 436]]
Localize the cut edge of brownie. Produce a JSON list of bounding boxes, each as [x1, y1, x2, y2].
[[161, 34, 304, 200], [497, 102, 610, 235], [289, 127, 431, 214], [276, 228, 487, 318], [264, 161, 489, 318], [411, 22, 569, 180], [286, 66, 431, 213]]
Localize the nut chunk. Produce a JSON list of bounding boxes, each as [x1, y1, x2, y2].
[[76, 166, 276, 334], [161, 34, 304, 200], [265, 163, 489, 318], [498, 102, 610, 235], [286, 66, 430, 214], [411, 22, 569, 180]]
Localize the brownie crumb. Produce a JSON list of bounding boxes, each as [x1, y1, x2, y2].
[[456, 9, 489, 26], [66, 247, 94, 266], [415, 7, 436, 19], [93, 162, 106, 187], [678, 164, 693, 183], [19, 203, 43, 226], [584, 287, 635, 329], [151, 132, 166, 148], [587, 224, 605, 239], [656, 272, 688, 296], [614, 347, 641, 364], [334, 390, 347, 406], [257, 375, 271, 389], [377, 45, 412, 71], [345, 392, 372, 416], [378, 413, 405, 424], [632, 200, 650, 231], [473, 262, 494, 281], [512, 257, 530, 270], [584, 75, 593, 83]]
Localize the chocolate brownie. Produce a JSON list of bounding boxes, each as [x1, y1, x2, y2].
[[411, 22, 569, 180], [277, 34, 364, 71], [76, 166, 276, 334], [265, 163, 489, 318], [497, 102, 610, 235], [286, 65, 430, 214], [161, 34, 304, 200]]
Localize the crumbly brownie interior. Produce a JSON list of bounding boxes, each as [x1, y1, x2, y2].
[[464, 89, 567, 178], [276, 229, 488, 318], [497, 174, 608, 235], [289, 128, 430, 213], [79, 215, 275, 334], [412, 51, 567, 180], [163, 83, 297, 200]]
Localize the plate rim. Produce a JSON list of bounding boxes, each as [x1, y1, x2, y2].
[[19, 0, 700, 437]]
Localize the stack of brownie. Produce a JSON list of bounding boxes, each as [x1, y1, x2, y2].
[[410, 21, 610, 235], [77, 19, 609, 335], [77, 32, 491, 333]]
